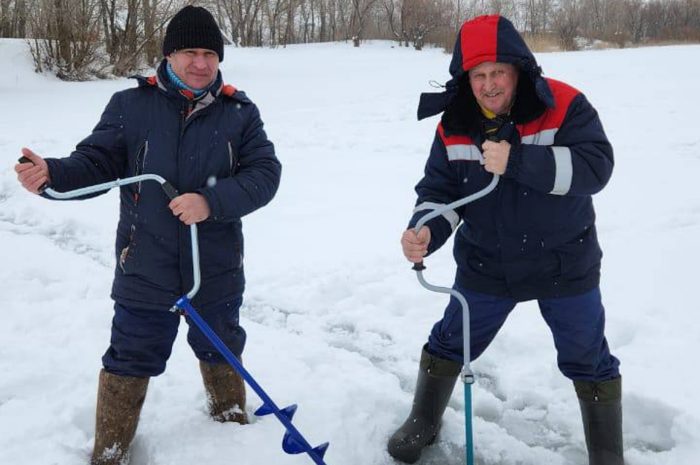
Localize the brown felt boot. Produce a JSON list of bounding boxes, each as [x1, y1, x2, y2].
[[91, 369, 149, 465], [200, 360, 249, 424]]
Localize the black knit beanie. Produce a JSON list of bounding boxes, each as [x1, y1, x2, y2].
[[163, 6, 224, 62]]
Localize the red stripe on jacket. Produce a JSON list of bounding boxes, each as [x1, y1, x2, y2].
[[437, 123, 475, 146], [517, 78, 580, 138]]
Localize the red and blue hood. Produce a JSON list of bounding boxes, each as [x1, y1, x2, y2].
[[418, 15, 554, 125]]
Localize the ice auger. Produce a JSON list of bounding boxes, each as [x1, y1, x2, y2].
[[20, 160, 331, 465], [411, 173, 499, 465]]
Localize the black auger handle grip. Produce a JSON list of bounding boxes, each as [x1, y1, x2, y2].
[[160, 182, 179, 200], [412, 261, 426, 271]]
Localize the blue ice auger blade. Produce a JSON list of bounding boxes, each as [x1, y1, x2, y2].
[[254, 403, 275, 416], [283, 430, 307, 454], [312, 442, 330, 459], [280, 404, 298, 420], [255, 403, 297, 419], [175, 296, 331, 465]]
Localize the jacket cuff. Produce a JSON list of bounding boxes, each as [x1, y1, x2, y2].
[[196, 187, 224, 222], [44, 158, 63, 190]]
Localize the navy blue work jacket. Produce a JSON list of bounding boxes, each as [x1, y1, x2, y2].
[[410, 16, 613, 300], [45, 62, 281, 310]]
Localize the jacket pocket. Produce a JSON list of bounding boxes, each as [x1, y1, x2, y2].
[[199, 222, 243, 278], [555, 228, 602, 283]]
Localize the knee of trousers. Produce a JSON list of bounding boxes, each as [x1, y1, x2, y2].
[[186, 298, 247, 362]]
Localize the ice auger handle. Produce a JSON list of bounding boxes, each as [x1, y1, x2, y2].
[[410, 174, 499, 465], [18, 156, 180, 201]]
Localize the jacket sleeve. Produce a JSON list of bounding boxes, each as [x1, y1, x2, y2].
[[504, 93, 614, 196], [43, 93, 128, 199], [407, 131, 463, 255], [198, 104, 281, 221]]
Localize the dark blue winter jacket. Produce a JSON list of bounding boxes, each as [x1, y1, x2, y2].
[[45, 61, 281, 310], [409, 15, 613, 301]]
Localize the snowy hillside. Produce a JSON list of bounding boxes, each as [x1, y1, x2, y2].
[[1, 38, 699, 465]]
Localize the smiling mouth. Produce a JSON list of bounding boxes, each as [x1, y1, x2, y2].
[[484, 91, 503, 98]]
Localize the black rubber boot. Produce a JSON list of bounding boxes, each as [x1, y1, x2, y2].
[[387, 346, 461, 463], [575, 377, 624, 465]]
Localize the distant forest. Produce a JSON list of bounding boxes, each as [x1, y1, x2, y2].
[[1, 0, 698, 79]]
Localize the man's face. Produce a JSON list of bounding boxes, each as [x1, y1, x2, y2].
[[167, 48, 219, 90], [468, 62, 519, 115]]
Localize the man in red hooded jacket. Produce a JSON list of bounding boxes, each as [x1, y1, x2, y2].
[[388, 15, 623, 465]]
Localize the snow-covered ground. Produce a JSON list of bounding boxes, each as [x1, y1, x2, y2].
[[1, 39, 699, 465]]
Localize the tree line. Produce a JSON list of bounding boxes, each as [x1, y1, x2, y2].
[[0, 0, 698, 79]]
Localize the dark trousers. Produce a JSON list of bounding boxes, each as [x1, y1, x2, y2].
[[102, 297, 246, 377], [427, 286, 620, 381]]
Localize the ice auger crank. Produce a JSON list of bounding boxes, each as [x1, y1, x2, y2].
[[411, 173, 499, 465]]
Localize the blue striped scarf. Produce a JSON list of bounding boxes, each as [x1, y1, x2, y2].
[[166, 62, 209, 97]]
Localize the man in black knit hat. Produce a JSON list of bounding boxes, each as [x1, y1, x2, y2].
[[15, 6, 280, 465]]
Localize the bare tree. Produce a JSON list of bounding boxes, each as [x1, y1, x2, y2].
[[104, 0, 176, 75], [349, 0, 377, 45], [1, 0, 28, 37], [218, 0, 265, 46], [383, 0, 408, 45], [391, 0, 453, 50], [262, 0, 285, 45], [0, 0, 12, 37], [28, 0, 103, 79], [524, 0, 552, 35], [13, 0, 700, 79], [552, 0, 580, 50]]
